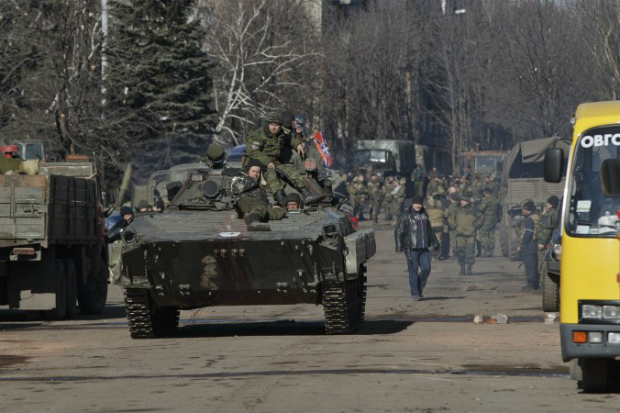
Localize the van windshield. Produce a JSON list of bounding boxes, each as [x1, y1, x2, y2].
[[566, 126, 620, 237]]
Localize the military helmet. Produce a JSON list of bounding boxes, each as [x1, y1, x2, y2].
[[206, 144, 225, 162], [265, 112, 283, 125]]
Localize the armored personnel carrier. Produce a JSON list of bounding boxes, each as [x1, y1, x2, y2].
[[119, 166, 375, 338]]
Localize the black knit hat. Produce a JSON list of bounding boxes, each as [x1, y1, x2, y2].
[[411, 195, 424, 205], [281, 111, 295, 126], [120, 206, 134, 216], [244, 158, 265, 173], [523, 200, 536, 212], [547, 195, 559, 208]]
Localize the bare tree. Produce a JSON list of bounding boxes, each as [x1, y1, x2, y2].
[[482, 0, 592, 142], [202, 0, 321, 146], [575, 0, 620, 100]]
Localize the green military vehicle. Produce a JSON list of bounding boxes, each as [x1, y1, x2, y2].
[[0, 158, 108, 319], [499, 137, 569, 260], [119, 166, 375, 338]]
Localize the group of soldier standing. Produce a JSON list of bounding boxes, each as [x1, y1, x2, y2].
[[350, 164, 559, 293]]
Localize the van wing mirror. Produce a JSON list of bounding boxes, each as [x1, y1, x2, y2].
[[544, 148, 564, 183], [600, 158, 620, 197]]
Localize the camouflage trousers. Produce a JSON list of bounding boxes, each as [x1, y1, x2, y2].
[[414, 181, 424, 197], [383, 198, 394, 220], [369, 198, 382, 221], [392, 199, 405, 217], [538, 249, 546, 283], [263, 163, 306, 193], [455, 235, 476, 265], [477, 226, 496, 256], [237, 196, 285, 222]]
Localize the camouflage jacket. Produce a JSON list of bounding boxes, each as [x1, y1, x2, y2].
[[449, 203, 481, 237], [245, 125, 303, 167], [538, 208, 558, 246]]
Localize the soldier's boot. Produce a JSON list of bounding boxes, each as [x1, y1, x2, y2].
[[478, 247, 485, 258], [244, 212, 261, 225], [466, 264, 473, 275], [244, 212, 270, 231], [273, 190, 287, 206], [459, 264, 466, 276], [301, 187, 325, 205]]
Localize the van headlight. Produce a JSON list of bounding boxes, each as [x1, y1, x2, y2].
[[551, 243, 562, 260], [582, 304, 620, 320]]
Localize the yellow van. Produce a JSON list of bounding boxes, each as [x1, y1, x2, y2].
[[545, 100, 620, 392]]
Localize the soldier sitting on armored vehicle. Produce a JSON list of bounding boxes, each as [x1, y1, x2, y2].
[[245, 112, 324, 206], [233, 160, 286, 231]]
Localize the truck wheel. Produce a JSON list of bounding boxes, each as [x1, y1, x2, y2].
[[63, 259, 78, 320], [579, 358, 610, 393], [78, 257, 108, 315], [45, 260, 67, 321], [499, 224, 509, 257], [541, 270, 559, 312]]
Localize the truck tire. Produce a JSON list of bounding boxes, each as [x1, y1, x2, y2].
[[541, 270, 559, 312], [63, 259, 78, 320], [499, 224, 510, 257], [579, 358, 610, 393], [78, 257, 108, 315], [45, 260, 67, 321]]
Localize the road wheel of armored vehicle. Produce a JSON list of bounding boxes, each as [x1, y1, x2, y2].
[[323, 265, 367, 335], [78, 257, 108, 314], [124, 288, 180, 339], [63, 259, 78, 320], [45, 260, 67, 321], [499, 224, 510, 257], [579, 358, 610, 393], [541, 271, 559, 313]]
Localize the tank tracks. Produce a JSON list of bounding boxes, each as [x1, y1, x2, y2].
[[322, 265, 367, 334], [124, 288, 179, 339]]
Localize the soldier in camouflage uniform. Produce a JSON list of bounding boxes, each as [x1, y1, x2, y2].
[[354, 180, 368, 220], [537, 195, 559, 282], [234, 160, 286, 231], [444, 193, 459, 258], [476, 187, 500, 257], [392, 177, 407, 220], [425, 194, 445, 259], [245, 112, 323, 206], [382, 176, 397, 221], [448, 195, 481, 275], [367, 175, 383, 223], [517, 200, 542, 291]]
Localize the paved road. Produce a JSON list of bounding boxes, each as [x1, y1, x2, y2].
[[0, 223, 618, 413]]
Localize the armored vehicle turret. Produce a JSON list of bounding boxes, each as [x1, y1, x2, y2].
[[119, 165, 375, 338]]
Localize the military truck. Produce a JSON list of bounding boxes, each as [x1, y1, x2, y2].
[[499, 137, 569, 259], [353, 140, 416, 178], [456, 149, 509, 178], [0, 158, 108, 319], [119, 166, 375, 338]]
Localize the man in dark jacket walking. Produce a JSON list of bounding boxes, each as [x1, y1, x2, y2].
[[394, 195, 439, 301]]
